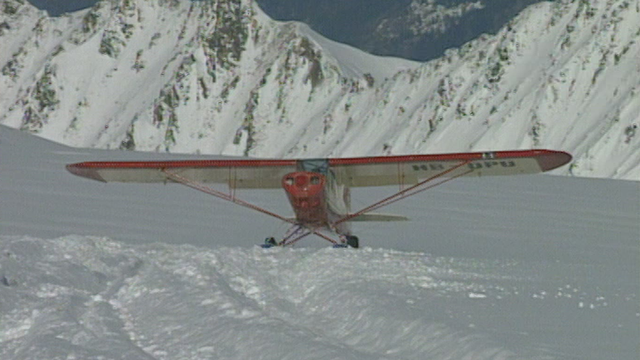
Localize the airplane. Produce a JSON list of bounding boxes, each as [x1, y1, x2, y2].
[[66, 149, 572, 248]]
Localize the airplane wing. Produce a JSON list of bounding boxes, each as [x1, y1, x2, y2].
[[66, 159, 299, 188], [328, 149, 572, 186], [66, 149, 571, 189]]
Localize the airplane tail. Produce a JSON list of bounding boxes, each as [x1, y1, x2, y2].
[[346, 213, 409, 222]]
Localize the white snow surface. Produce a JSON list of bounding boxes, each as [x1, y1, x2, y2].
[[1, 124, 639, 360], [1, 0, 639, 179]]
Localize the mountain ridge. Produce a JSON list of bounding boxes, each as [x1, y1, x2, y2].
[[1, 0, 639, 180], [256, 0, 542, 62]]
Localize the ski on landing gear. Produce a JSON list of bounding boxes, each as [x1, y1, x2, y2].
[[261, 232, 359, 249]]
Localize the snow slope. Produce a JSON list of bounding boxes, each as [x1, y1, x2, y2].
[[1, 125, 639, 359], [1, 0, 639, 179]]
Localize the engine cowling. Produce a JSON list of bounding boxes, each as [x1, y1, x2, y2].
[[282, 172, 327, 225]]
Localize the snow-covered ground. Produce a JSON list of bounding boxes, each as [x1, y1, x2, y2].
[[1, 125, 638, 359]]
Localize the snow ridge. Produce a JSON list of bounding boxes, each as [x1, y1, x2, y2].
[[0, 0, 639, 179]]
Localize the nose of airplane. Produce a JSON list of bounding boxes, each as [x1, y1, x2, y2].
[[295, 174, 308, 186]]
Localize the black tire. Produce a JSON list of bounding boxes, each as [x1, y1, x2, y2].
[[345, 235, 359, 249]]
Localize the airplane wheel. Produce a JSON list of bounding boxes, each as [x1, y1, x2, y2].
[[346, 235, 359, 249], [263, 237, 277, 248]]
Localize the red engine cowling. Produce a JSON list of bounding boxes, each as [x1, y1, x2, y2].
[[282, 172, 327, 225]]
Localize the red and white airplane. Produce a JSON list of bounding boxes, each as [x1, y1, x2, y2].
[[67, 149, 571, 248]]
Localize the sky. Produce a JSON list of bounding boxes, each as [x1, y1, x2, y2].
[[25, 0, 97, 16]]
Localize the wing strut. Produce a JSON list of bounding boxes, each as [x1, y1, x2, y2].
[[162, 169, 338, 246], [163, 169, 294, 223], [335, 160, 473, 225]]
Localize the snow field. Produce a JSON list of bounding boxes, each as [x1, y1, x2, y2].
[[0, 125, 638, 359], [5, 235, 632, 360]]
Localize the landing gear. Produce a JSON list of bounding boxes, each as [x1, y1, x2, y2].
[[333, 235, 359, 248], [260, 229, 359, 249], [261, 237, 279, 248], [345, 235, 359, 249]]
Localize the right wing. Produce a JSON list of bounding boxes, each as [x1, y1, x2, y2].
[[66, 159, 298, 189]]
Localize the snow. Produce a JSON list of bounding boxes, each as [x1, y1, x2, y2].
[[2, 234, 638, 360], [296, 23, 420, 81], [1, 0, 640, 357], [1, 125, 639, 360]]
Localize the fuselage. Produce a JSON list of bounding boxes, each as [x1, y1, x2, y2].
[[281, 170, 351, 234]]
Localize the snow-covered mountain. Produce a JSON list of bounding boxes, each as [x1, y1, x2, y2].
[[1, 0, 639, 179], [13, 0, 543, 61]]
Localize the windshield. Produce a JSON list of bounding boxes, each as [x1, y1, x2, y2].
[[297, 159, 329, 174]]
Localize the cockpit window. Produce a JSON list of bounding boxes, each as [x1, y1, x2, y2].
[[310, 176, 320, 185], [298, 159, 329, 174]]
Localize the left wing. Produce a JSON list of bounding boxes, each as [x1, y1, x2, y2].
[[66, 149, 571, 189], [328, 149, 572, 186]]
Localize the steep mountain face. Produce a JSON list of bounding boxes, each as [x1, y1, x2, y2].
[[1, 0, 639, 180], [0, 0, 417, 155]]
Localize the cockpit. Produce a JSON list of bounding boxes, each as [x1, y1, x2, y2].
[[297, 159, 329, 174]]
